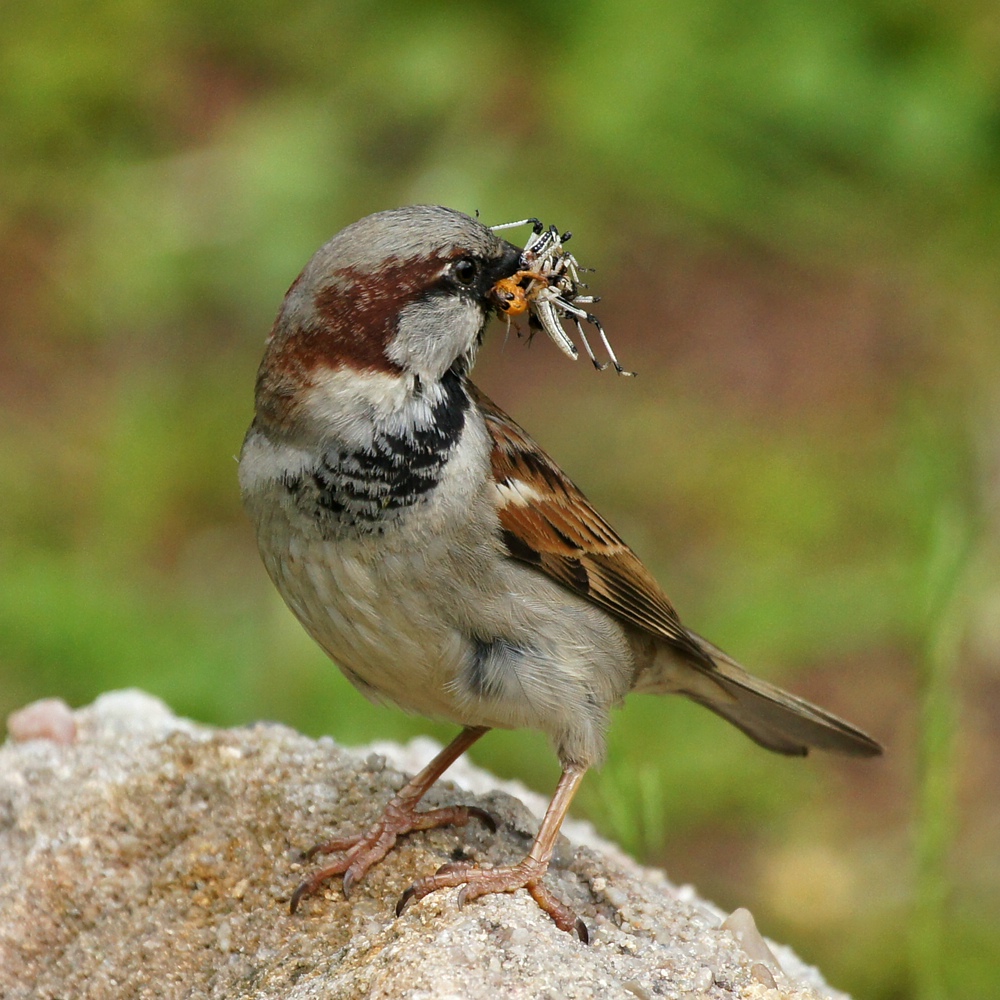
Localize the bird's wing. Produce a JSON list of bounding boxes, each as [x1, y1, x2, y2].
[[469, 382, 709, 666]]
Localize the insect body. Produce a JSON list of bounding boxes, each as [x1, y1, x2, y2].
[[492, 269, 548, 318]]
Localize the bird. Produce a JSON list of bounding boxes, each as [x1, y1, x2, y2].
[[238, 204, 882, 940]]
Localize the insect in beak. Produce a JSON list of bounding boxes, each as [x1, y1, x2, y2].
[[490, 219, 635, 376]]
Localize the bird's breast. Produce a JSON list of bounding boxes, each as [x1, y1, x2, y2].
[[280, 368, 471, 537]]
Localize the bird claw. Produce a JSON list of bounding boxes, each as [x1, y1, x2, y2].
[[302, 832, 364, 862], [289, 801, 496, 914], [395, 884, 417, 918], [434, 860, 477, 877], [395, 859, 588, 941], [342, 866, 359, 900]]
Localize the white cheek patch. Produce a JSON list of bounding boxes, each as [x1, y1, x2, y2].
[[390, 296, 484, 382], [496, 478, 545, 508]]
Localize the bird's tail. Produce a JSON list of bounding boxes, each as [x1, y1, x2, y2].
[[635, 633, 883, 758]]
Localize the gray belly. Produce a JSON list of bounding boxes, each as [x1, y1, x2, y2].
[[259, 513, 635, 766]]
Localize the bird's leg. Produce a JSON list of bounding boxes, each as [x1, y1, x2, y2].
[[397, 764, 589, 941], [290, 725, 494, 912]]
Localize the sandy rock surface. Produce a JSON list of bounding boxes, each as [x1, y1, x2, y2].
[[0, 691, 849, 1000]]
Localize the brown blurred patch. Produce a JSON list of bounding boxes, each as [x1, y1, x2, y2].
[[604, 240, 916, 416]]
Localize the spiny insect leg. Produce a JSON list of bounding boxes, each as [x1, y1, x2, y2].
[[536, 298, 578, 359], [491, 217, 543, 233], [586, 311, 635, 376], [572, 317, 608, 370]]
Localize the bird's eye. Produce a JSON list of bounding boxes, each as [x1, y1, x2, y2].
[[453, 258, 478, 285]]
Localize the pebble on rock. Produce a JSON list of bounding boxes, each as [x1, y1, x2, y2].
[[6, 698, 77, 746]]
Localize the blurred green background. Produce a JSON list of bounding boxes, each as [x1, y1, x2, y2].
[[2, 2, 998, 996]]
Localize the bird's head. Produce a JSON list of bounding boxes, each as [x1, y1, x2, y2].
[[253, 205, 523, 438]]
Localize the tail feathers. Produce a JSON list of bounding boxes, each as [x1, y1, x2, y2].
[[638, 633, 883, 758]]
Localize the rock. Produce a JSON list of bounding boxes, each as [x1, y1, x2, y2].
[[722, 907, 783, 973], [0, 691, 851, 1000], [6, 697, 77, 746]]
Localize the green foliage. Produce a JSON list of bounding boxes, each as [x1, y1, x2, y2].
[[2, 3, 999, 997]]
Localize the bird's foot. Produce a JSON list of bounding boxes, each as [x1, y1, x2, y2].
[[290, 798, 496, 913], [396, 858, 588, 942]]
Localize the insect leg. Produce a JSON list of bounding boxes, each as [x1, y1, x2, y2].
[[572, 317, 608, 371], [491, 217, 543, 233], [535, 297, 579, 360], [587, 312, 635, 376]]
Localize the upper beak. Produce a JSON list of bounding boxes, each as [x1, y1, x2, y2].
[[489, 240, 523, 282]]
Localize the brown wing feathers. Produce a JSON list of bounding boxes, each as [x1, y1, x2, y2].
[[469, 383, 710, 666], [469, 383, 883, 759]]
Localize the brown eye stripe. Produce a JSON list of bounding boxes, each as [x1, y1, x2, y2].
[[310, 256, 449, 372]]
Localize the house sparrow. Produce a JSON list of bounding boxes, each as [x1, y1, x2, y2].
[[239, 204, 881, 940]]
